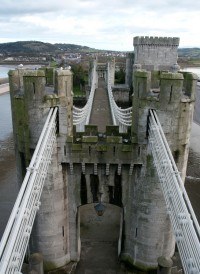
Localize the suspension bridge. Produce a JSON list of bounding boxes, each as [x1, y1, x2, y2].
[[0, 61, 200, 274]]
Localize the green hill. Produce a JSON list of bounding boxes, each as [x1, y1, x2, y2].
[[0, 41, 97, 55], [55, 43, 96, 52], [0, 41, 56, 54], [178, 48, 200, 59], [1, 41, 200, 59]]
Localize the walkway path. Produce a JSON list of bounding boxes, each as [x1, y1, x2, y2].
[[89, 78, 112, 132]]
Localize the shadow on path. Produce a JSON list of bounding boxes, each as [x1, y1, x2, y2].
[[75, 204, 125, 274]]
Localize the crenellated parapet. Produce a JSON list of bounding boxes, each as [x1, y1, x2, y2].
[[133, 36, 180, 47], [9, 67, 73, 152], [72, 125, 131, 144], [132, 68, 197, 176]]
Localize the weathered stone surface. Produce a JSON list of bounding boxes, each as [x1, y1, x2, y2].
[[9, 36, 196, 272]]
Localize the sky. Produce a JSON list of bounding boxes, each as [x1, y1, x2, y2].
[[1, 0, 200, 51]]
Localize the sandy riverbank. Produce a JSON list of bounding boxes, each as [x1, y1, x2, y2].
[[0, 83, 9, 95]]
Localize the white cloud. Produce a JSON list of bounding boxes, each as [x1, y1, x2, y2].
[[0, 0, 200, 50]]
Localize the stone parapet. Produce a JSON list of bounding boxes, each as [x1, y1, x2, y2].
[[133, 36, 180, 46]]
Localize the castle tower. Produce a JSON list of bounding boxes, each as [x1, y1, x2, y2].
[[121, 66, 197, 270], [9, 67, 74, 271], [133, 36, 180, 71]]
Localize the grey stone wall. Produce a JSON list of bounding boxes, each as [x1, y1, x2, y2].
[[133, 36, 179, 71], [9, 56, 197, 272], [30, 145, 70, 270], [108, 59, 115, 85], [9, 67, 74, 271], [112, 85, 130, 104], [122, 68, 197, 270]]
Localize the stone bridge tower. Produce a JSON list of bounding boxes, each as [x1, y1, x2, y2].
[[134, 36, 179, 71], [8, 37, 197, 272], [9, 67, 74, 270], [124, 68, 197, 270]]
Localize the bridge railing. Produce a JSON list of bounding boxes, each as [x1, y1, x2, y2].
[[107, 63, 132, 133], [0, 107, 58, 274], [73, 62, 97, 131], [148, 109, 200, 274]]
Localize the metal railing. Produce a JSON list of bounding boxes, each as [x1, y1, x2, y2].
[[148, 109, 200, 274], [73, 62, 97, 131], [0, 107, 58, 274], [107, 63, 132, 132]]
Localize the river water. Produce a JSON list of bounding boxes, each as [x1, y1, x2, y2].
[[0, 67, 200, 241], [0, 64, 41, 78], [0, 93, 18, 237], [0, 65, 17, 78]]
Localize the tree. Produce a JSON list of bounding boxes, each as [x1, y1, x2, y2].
[[71, 64, 88, 96]]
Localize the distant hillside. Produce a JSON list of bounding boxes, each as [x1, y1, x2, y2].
[[178, 48, 200, 59], [55, 43, 96, 52], [1, 41, 200, 59], [0, 41, 97, 55], [0, 41, 56, 54]]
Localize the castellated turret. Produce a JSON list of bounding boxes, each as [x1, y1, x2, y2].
[[121, 67, 197, 270], [9, 67, 74, 270], [133, 36, 180, 71]]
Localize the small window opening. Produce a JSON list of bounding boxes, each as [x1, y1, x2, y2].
[[138, 83, 140, 98], [33, 82, 36, 94], [62, 226, 64, 237], [135, 228, 138, 238], [138, 146, 141, 156], [169, 85, 173, 103]]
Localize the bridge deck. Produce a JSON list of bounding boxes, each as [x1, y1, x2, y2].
[[89, 78, 112, 132]]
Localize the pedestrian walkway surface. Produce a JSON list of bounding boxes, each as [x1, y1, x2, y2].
[[89, 77, 112, 132]]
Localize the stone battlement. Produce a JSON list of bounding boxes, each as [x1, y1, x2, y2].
[[72, 125, 131, 144], [134, 36, 180, 46], [133, 35, 180, 71], [133, 69, 197, 103]]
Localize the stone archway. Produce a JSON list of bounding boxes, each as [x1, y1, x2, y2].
[[76, 203, 123, 273]]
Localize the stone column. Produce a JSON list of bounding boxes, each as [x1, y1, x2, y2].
[[108, 59, 115, 86]]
